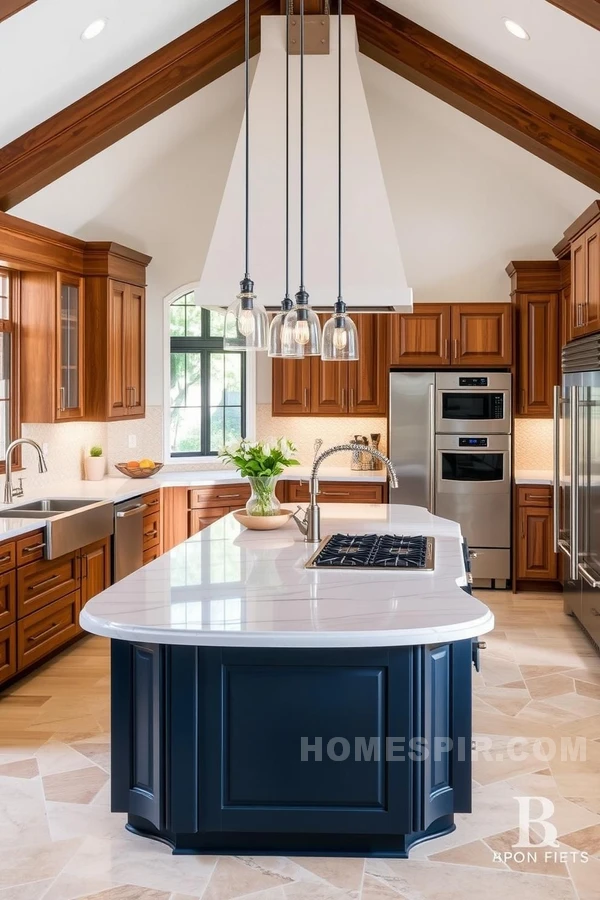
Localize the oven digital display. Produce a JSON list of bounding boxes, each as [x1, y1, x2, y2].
[[459, 438, 488, 447], [459, 377, 488, 387]]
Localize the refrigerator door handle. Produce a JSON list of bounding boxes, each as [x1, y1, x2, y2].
[[570, 384, 580, 582], [429, 382, 435, 513], [553, 385, 561, 552], [579, 563, 600, 590]]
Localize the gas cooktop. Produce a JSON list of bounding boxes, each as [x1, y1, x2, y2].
[[305, 534, 435, 571]]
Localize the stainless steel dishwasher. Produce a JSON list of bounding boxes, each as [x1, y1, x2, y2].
[[113, 497, 148, 582]]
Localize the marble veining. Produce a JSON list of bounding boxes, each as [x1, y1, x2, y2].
[[80, 503, 494, 648]]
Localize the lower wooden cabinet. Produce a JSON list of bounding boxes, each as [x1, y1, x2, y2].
[[18, 592, 80, 671], [189, 507, 229, 536], [81, 537, 111, 613], [286, 481, 385, 504], [515, 485, 558, 585], [17, 551, 80, 618], [0, 623, 16, 686], [0, 571, 16, 630], [143, 547, 161, 565]]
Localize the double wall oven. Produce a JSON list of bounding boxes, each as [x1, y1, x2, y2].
[[390, 371, 512, 586]]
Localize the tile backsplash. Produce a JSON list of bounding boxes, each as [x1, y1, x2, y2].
[[513, 418, 553, 471]]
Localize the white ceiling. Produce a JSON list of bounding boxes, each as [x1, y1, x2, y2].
[[1, 0, 599, 149]]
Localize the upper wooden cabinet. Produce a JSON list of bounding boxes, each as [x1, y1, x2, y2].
[[84, 244, 151, 421], [272, 314, 388, 417], [21, 271, 85, 422], [506, 261, 561, 418], [389, 304, 451, 367], [571, 221, 600, 339], [390, 303, 512, 368]]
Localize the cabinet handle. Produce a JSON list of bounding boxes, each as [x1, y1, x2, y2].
[[144, 530, 158, 539], [147, 499, 159, 506], [444, 338, 449, 360], [0, 554, 12, 564], [303, 387, 309, 410], [59, 386, 65, 412], [341, 388, 347, 410], [579, 564, 600, 590], [131, 386, 137, 407], [349, 388, 355, 410], [521, 389, 526, 413], [28, 574, 60, 592], [454, 338, 459, 361], [28, 621, 62, 643], [520, 512, 525, 539], [23, 542, 46, 554], [322, 491, 351, 497], [216, 493, 241, 499]]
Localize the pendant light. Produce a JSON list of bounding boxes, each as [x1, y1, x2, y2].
[[224, 0, 268, 351], [282, 0, 321, 358], [268, 0, 300, 358], [322, 0, 358, 362]]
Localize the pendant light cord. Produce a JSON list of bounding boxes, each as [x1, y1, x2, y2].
[[285, 0, 290, 299], [244, 0, 250, 280], [299, 0, 305, 292], [337, 0, 342, 302]]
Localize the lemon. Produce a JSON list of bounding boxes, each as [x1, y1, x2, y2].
[[139, 458, 154, 469]]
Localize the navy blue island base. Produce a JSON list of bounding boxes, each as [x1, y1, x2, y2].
[[111, 637, 476, 858]]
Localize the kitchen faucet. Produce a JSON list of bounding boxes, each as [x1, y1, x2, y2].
[[291, 443, 398, 544], [4, 439, 48, 504]]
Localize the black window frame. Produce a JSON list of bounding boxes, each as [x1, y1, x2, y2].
[[169, 302, 246, 458]]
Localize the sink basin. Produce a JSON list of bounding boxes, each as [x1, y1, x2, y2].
[[0, 498, 114, 559]]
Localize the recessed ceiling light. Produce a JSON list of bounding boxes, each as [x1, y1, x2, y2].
[[81, 18, 107, 41], [503, 18, 530, 40]]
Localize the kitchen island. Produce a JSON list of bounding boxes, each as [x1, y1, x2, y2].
[[81, 503, 493, 858]]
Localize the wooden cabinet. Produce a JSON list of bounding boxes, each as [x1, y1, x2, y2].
[[81, 537, 111, 614], [17, 551, 79, 618], [21, 271, 85, 422], [390, 304, 451, 367], [0, 623, 16, 687], [187, 483, 251, 536], [161, 487, 189, 553], [0, 571, 16, 630], [272, 314, 388, 416], [515, 485, 558, 585], [17, 592, 80, 672], [189, 507, 229, 536], [571, 221, 600, 339], [516, 294, 559, 417], [390, 303, 512, 368], [285, 480, 385, 504]]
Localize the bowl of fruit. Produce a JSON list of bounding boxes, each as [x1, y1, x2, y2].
[[115, 459, 163, 479]]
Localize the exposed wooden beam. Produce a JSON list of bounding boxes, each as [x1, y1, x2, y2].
[[546, 0, 600, 31], [0, 1, 36, 25], [0, 0, 278, 210], [347, 0, 600, 193]]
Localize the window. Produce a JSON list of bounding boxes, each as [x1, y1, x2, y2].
[[169, 293, 246, 457], [0, 270, 16, 464]]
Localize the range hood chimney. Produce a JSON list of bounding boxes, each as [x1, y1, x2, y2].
[[196, 16, 412, 313]]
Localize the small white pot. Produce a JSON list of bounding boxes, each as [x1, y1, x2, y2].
[[84, 456, 105, 481]]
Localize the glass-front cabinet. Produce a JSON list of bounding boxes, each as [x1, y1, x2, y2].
[[56, 273, 84, 420]]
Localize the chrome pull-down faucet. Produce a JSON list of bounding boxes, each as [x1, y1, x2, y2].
[[291, 443, 398, 544], [4, 439, 48, 504]]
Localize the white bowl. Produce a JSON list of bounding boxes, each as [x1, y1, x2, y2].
[[232, 508, 294, 531]]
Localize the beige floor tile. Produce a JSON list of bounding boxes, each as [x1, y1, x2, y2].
[[429, 839, 509, 869], [561, 823, 600, 855], [476, 688, 531, 716], [0, 757, 39, 778], [542, 692, 600, 719], [575, 679, 600, 700], [484, 829, 568, 876], [565, 849, 600, 900], [0, 882, 54, 900], [76, 886, 171, 900], [0, 774, 51, 848], [70, 741, 111, 772], [0, 838, 81, 889], [526, 674, 575, 700], [43, 765, 109, 804], [521, 665, 578, 679], [204, 858, 295, 900], [360, 873, 406, 900], [35, 740, 95, 776], [287, 858, 364, 891]]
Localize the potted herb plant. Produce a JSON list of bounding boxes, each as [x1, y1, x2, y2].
[[218, 438, 299, 516], [84, 445, 105, 481]]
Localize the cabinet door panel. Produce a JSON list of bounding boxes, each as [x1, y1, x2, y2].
[[81, 538, 111, 612], [452, 304, 512, 366], [18, 552, 80, 618], [108, 281, 127, 418], [517, 507, 557, 580], [0, 571, 16, 630], [56, 274, 84, 420], [287, 481, 384, 504], [125, 285, 145, 417], [390, 305, 451, 367], [272, 358, 312, 415], [571, 236, 587, 339], [311, 357, 347, 415], [0, 623, 16, 686], [517, 293, 559, 417], [18, 592, 80, 672], [584, 222, 600, 336], [348, 314, 388, 415], [188, 508, 228, 536]]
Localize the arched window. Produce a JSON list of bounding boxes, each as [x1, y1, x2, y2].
[[168, 291, 246, 457]]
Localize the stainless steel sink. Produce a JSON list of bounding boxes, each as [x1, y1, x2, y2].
[[0, 498, 114, 559]]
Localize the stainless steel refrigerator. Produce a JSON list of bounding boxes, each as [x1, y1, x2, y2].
[[556, 334, 600, 645]]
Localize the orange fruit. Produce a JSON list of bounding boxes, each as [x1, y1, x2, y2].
[[126, 460, 140, 468]]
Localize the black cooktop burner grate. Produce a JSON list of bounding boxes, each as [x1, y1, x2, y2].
[[310, 534, 433, 569]]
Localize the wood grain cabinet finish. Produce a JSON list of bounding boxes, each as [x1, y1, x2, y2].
[[80, 537, 111, 619], [451, 304, 512, 366], [143, 547, 161, 565], [20, 271, 85, 423], [516, 293, 559, 417], [143, 511, 161, 552], [0, 542, 16, 575], [390, 304, 451, 367], [17, 592, 80, 672], [286, 481, 384, 504], [16, 531, 46, 566], [571, 221, 600, 339], [0, 623, 16, 686], [0, 571, 16, 629], [188, 507, 229, 536], [161, 487, 189, 553], [516, 485, 558, 582], [17, 551, 79, 618], [272, 314, 388, 416], [189, 484, 251, 509]]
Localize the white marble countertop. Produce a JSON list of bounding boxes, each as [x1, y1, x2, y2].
[[514, 469, 554, 485], [147, 465, 388, 486], [80, 503, 494, 649]]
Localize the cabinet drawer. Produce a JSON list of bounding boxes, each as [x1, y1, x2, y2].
[[188, 507, 228, 536], [143, 511, 160, 551], [16, 531, 46, 565], [189, 484, 251, 509], [143, 546, 160, 565], [0, 541, 16, 575], [517, 485, 552, 508], [287, 481, 384, 504], [18, 552, 79, 618], [143, 490, 161, 512], [0, 571, 16, 629], [17, 592, 80, 671], [0, 623, 16, 686]]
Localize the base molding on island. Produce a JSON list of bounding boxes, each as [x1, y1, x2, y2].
[[111, 639, 475, 859]]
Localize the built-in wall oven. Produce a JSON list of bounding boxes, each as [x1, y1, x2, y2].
[[436, 372, 512, 435], [434, 433, 511, 586]]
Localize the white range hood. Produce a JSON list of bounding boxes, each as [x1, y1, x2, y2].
[[196, 16, 412, 312]]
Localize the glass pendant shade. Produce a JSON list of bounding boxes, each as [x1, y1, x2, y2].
[[269, 300, 303, 358], [282, 305, 322, 356], [321, 309, 359, 361], [223, 280, 268, 351]]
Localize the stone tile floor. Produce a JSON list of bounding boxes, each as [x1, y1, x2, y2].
[[1, 591, 600, 899]]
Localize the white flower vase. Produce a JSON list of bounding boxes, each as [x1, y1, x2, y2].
[[85, 456, 105, 481]]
